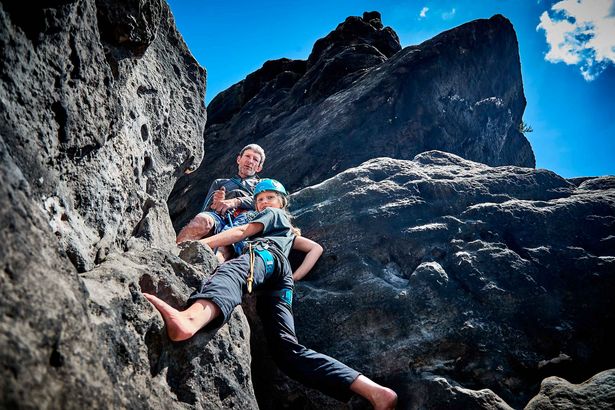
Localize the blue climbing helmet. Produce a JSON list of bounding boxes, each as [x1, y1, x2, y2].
[[254, 179, 287, 197]]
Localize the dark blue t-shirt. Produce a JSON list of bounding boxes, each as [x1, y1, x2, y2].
[[248, 208, 295, 257]]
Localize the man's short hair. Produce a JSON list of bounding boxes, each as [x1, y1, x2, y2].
[[239, 144, 265, 166]]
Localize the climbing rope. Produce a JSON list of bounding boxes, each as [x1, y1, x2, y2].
[[247, 242, 255, 293]]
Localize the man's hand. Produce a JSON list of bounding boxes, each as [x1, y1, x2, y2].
[[211, 187, 238, 214], [211, 186, 226, 208]]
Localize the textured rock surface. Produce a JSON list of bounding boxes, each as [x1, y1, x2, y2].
[[82, 246, 256, 409], [3, 2, 613, 409], [168, 12, 534, 231], [1, 0, 206, 272], [1, 1, 257, 408], [1, 137, 114, 408], [524, 369, 615, 410], [252, 151, 614, 409]]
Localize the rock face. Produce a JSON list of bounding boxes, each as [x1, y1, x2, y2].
[[1, 1, 257, 408], [82, 245, 256, 409], [3, 3, 613, 410], [1, 0, 206, 273], [525, 369, 615, 410], [168, 12, 534, 231], [259, 151, 613, 409]]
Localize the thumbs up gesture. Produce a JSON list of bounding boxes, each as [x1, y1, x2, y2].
[[212, 186, 226, 207], [211, 186, 237, 214]]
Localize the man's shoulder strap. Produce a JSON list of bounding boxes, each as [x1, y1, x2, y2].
[[230, 175, 260, 193]]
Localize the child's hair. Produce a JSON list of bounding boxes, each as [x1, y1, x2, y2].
[[275, 192, 301, 236]]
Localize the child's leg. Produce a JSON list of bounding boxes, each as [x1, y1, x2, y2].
[[256, 292, 359, 401], [186, 253, 256, 325], [215, 245, 234, 263], [258, 294, 397, 407], [143, 294, 220, 342], [143, 254, 257, 341]]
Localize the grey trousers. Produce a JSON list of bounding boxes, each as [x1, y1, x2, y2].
[[188, 252, 360, 401]]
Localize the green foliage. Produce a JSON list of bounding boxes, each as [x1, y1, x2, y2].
[[518, 121, 533, 134]]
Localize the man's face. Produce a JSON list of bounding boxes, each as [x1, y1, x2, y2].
[[236, 149, 263, 178]]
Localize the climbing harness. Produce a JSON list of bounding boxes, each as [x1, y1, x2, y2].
[[255, 246, 275, 274], [270, 288, 293, 306], [246, 242, 275, 293]]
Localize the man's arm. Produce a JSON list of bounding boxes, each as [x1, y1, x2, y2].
[[211, 195, 244, 214], [210, 178, 257, 213], [230, 177, 258, 210], [204, 179, 248, 214], [201, 179, 226, 212], [235, 196, 255, 210]]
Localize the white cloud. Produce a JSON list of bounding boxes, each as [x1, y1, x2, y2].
[[537, 0, 615, 80], [420, 6, 429, 19], [442, 8, 456, 20]]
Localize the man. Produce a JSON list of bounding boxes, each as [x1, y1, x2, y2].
[[176, 144, 265, 245]]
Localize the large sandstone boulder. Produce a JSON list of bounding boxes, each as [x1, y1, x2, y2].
[[1, 0, 206, 272], [525, 369, 615, 410], [248, 151, 614, 409], [169, 12, 534, 231], [81, 244, 256, 409], [1, 1, 258, 408], [3, 2, 613, 409]]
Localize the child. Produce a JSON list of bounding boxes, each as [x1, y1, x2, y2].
[[143, 179, 397, 409]]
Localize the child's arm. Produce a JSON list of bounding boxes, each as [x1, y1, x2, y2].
[[291, 236, 324, 281], [199, 222, 264, 249]]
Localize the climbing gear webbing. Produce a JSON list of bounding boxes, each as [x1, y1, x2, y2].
[[226, 212, 244, 256], [246, 242, 275, 293], [254, 247, 275, 274], [229, 176, 255, 192], [270, 288, 293, 306]]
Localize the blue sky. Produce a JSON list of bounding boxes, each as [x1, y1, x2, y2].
[[167, 0, 615, 178]]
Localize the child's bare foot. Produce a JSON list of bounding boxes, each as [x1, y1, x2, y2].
[[351, 375, 398, 409], [143, 293, 204, 341], [371, 386, 398, 410]]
